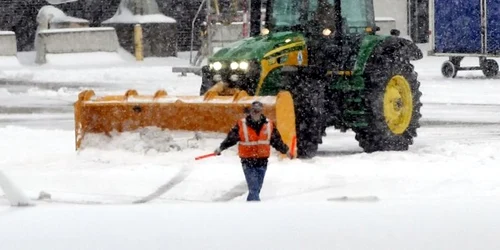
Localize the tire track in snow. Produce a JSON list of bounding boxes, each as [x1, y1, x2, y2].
[[132, 165, 194, 204], [212, 181, 248, 202]]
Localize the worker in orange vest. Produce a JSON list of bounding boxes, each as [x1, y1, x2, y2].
[[214, 101, 293, 201]]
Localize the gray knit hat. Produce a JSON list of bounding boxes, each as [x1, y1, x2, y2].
[[251, 101, 263, 112]]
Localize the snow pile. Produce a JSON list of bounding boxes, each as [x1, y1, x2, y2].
[[0, 87, 78, 110], [45, 0, 78, 4], [0, 57, 21, 68], [103, 0, 176, 24], [37, 5, 88, 28], [35, 6, 88, 39], [0, 170, 34, 206], [25, 87, 76, 97], [0, 88, 11, 96], [45, 52, 126, 67], [0, 31, 15, 36], [375, 17, 396, 21], [80, 127, 203, 153]]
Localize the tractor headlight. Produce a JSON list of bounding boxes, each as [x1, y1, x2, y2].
[[322, 28, 332, 36], [230, 62, 239, 70], [239, 61, 249, 70], [261, 28, 270, 35], [213, 61, 223, 71], [209, 63, 214, 69]]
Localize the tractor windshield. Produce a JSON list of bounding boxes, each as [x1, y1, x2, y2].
[[269, 0, 337, 31], [269, 0, 303, 28], [268, 0, 374, 33]]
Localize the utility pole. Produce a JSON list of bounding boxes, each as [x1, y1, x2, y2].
[[206, 0, 213, 57], [242, 0, 249, 37]]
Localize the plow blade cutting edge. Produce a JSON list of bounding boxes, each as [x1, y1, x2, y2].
[[74, 89, 297, 153]]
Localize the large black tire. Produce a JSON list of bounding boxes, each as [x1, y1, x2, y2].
[[283, 67, 325, 158], [199, 65, 213, 95], [354, 55, 422, 153]]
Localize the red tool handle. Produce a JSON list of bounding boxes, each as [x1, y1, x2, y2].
[[195, 153, 217, 161], [290, 135, 297, 158]]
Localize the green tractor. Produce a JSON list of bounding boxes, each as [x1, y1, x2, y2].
[[200, 0, 423, 158]]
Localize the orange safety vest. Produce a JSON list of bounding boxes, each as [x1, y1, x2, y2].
[[237, 118, 272, 158]]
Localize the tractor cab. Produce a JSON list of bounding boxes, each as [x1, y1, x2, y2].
[[262, 0, 378, 69], [264, 0, 376, 38]]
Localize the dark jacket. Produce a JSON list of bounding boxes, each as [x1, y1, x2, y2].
[[219, 115, 289, 167]]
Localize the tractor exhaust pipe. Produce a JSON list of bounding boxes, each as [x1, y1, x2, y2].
[[250, 0, 262, 36]]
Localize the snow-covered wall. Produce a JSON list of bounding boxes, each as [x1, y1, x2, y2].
[[0, 31, 17, 56], [374, 0, 407, 36], [35, 27, 120, 64]]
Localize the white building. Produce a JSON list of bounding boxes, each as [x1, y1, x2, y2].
[[374, 0, 407, 35], [374, 0, 429, 42]]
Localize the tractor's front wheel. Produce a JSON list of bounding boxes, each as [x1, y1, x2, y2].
[[355, 60, 422, 153], [200, 66, 214, 95], [283, 67, 325, 158]]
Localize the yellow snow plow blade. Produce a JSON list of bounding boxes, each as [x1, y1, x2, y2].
[[74, 89, 297, 152]]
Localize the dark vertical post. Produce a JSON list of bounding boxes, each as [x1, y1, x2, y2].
[[250, 0, 262, 36], [408, 0, 429, 43], [481, 0, 486, 54], [334, 0, 342, 37]]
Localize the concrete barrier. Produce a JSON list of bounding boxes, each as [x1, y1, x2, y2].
[[35, 27, 120, 64], [212, 22, 244, 48], [0, 31, 21, 67], [0, 31, 17, 56]]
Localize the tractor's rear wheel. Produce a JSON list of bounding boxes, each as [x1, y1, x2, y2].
[[355, 59, 422, 153]]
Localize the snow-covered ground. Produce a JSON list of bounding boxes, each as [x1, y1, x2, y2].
[[1, 45, 500, 249]]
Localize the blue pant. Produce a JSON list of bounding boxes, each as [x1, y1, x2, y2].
[[242, 163, 267, 201]]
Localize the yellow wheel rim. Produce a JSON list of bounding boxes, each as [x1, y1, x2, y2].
[[383, 75, 413, 135]]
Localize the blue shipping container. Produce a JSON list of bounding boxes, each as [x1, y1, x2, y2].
[[433, 0, 500, 55], [487, 0, 500, 53], [434, 0, 482, 54]]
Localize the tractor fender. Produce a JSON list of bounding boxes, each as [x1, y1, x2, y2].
[[375, 36, 423, 61], [356, 35, 423, 76]]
